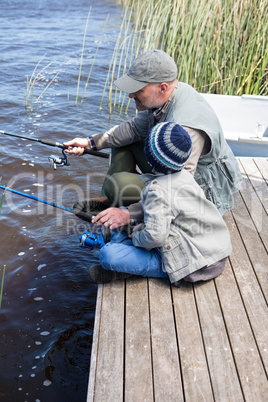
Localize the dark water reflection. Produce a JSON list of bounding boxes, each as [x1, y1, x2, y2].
[[0, 0, 134, 400]]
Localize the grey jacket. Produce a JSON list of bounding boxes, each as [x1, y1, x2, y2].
[[131, 171, 232, 283], [92, 82, 242, 214]]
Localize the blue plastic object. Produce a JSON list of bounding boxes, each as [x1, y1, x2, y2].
[[79, 228, 105, 250]]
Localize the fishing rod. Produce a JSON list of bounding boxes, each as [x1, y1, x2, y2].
[[0, 130, 109, 169], [0, 184, 106, 249], [0, 184, 72, 212]]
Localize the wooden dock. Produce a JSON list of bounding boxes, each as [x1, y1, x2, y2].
[[87, 157, 268, 401]]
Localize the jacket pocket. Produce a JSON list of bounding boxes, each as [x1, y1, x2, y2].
[[218, 154, 242, 188], [161, 237, 189, 274]]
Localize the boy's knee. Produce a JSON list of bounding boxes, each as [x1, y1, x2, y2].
[[99, 245, 110, 268]]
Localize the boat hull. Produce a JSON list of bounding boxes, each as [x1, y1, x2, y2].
[[201, 93, 268, 157]]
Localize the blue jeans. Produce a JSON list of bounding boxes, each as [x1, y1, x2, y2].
[[99, 230, 167, 278]]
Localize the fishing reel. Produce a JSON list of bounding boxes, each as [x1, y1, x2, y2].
[[48, 149, 70, 170], [79, 228, 105, 250]]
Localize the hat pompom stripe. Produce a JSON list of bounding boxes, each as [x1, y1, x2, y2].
[[145, 122, 192, 174]]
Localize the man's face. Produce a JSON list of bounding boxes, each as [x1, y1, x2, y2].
[[129, 83, 163, 111]]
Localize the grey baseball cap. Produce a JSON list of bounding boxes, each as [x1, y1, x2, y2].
[[114, 49, 178, 93]]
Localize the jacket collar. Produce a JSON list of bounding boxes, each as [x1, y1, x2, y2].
[[152, 85, 178, 119]]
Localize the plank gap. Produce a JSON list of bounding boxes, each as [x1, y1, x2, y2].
[[170, 283, 186, 402], [213, 276, 246, 400], [192, 283, 216, 401], [147, 278, 156, 402]]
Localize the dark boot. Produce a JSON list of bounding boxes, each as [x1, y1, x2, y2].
[[87, 196, 111, 205], [89, 264, 132, 284], [72, 200, 110, 222]]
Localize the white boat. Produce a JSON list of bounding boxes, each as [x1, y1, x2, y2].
[[201, 93, 268, 157]]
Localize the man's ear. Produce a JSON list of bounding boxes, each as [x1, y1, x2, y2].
[[159, 82, 169, 93]]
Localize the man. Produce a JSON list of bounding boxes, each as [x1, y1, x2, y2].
[[65, 49, 242, 229]]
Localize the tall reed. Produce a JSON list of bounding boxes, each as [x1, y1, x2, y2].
[[25, 55, 58, 112], [104, 0, 267, 112]]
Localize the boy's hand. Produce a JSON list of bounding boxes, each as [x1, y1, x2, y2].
[[132, 223, 145, 232], [129, 223, 145, 238]]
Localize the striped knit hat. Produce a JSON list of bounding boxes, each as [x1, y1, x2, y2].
[[145, 122, 192, 174]]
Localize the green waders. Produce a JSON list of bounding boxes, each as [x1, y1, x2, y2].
[[101, 141, 153, 206]]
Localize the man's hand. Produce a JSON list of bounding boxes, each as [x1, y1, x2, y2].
[[92, 207, 131, 230], [64, 138, 90, 155]]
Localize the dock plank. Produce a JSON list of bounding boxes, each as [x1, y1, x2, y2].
[[125, 277, 154, 402], [87, 285, 103, 401], [148, 278, 183, 401], [172, 283, 214, 401], [88, 281, 125, 401]]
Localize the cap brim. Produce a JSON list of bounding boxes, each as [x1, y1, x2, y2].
[[114, 74, 148, 93]]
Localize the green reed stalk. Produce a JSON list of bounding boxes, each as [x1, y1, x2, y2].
[[113, 5, 134, 111], [75, 7, 92, 105], [108, 7, 133, 113], [105, 0, 155, 114], [26, 76, 29, 106], [25, 56, 55, 111], [99, 6, 129, 111], [30, 84, 34, 112], [25, 53, 46, 108], [35, 72, 59, 104], [0, 265, 6, 310], [81, 15, 110, 104], [0, 190, 5, 212]]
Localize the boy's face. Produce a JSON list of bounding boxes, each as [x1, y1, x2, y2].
[[129, 83, 164, 111]]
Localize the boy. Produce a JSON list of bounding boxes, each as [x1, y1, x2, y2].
[[89, 122, 232, 285]]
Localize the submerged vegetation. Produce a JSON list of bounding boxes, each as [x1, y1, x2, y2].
[[106, 0, 267, 111]]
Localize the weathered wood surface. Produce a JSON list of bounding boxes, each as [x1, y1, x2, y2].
[[87, 158, 268, 402]]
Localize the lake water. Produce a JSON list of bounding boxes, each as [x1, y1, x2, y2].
[[0, 0, 135, 401]]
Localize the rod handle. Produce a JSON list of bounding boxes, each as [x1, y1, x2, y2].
[[83, 148, 110, 159], [40, 139, 109, 159]]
